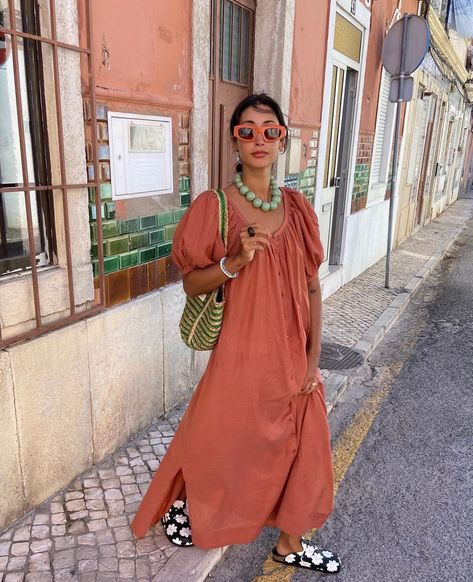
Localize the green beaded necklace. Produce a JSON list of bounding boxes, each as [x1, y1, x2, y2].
[[235, 173, 282, 212]]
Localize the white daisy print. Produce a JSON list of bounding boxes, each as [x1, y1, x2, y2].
[[322, 550, 333, 558], [304, 545, 315, 557], [175, 515, 187, 524], [326, 560, 340, 572], [312, 553, 323, 565], [284, 554, 296, 563], [166, 524, 177, 535], [172, 537, 182, 545], [174, 500, 185, 509], [300, 559, 312, 568], [180, 527, 192, 537]]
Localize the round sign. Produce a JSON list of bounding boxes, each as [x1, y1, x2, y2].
[[0, 29, 11, 67], [381, 15, 430, 76]]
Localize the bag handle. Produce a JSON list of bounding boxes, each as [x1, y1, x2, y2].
[[214, 189, 228, 253]]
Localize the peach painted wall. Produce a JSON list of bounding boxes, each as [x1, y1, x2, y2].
[[81, 0, 192, 107], [360, 0, 419, 133], [289, 0, 330, 129]]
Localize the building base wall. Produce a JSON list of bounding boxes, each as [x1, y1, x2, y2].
[[0, 284, 206, 531]]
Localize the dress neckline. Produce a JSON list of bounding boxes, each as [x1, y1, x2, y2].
[[224, 187, 289, 238]]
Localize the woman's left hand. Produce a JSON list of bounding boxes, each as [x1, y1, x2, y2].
[[300, 370, 321, 395]]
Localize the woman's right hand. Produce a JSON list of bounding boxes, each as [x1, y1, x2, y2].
[[234, 223, 272, 266]]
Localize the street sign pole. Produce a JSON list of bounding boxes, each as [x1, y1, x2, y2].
[[385, 14, 410, 289]]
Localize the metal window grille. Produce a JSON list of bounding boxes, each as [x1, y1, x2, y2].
[[0, 0, 105, 349]]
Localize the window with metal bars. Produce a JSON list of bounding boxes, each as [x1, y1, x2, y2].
[[220, 0, 251, 85], [0, 0, 55, 276]]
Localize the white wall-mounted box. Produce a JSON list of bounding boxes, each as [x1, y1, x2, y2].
[[108, 112, 173, 200]]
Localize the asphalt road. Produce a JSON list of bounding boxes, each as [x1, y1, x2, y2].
[[207, 212, 473, 582]]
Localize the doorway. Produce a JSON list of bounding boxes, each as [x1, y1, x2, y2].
[[209, 0, 255, 189]]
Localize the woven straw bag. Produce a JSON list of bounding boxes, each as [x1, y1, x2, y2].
[[179, 189, 228, 351]]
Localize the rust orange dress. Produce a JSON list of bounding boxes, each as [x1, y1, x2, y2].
[[131, 188, 334, 549]]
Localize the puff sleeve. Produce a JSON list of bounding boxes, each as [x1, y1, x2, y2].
[[172, 190, 226, 275], [290, 190, 325, 281]]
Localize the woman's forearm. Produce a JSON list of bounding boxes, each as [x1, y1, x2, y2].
[[183, 255, 246, 297], [307, 275, 322, 369]]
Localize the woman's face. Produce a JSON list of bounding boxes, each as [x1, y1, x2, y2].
[[235, 105, 284, 173]]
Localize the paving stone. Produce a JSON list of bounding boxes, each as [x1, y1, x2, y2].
[[78, 574, 96, 582], [86, 521, 107, 533], [76, 548, 97, 561], [77, 560, 97, 573], [84, 490, 103, 501], [51, 514, 66, 526], [53, 567, 78, 581], [11, 542, 29, 556], [135, 537, 157, 555], [85, 500, 106, 512], [31, 539, 53, 553], [135, 558, 149, 579], [98, 546, 116, 558], [64, 493, 83, 502], [54, 538, 75, 551], [83, 480, 99, 489], [0, 541, 12, 555], [7, 556, 28, 570], [67, 522, 87, 535], [135, 474, 150, 484], [103, 490, 122, 502], [111, 528, 131, 543], [117, 560, 134, 579], [97, 558, 118, 573], [28, 552, 51, 572], [105, 502, 124, 517], [131, 466, 148, 475], [65, 500, 86, 513], [0, 529, 14, 541], [0, 555, 9, 570], [113, 458, 128, 467], [101, 480, 120, 491], [13, 527, 31, 542], [114, 467, 131, 477], [77, 534, 95, 547], [117, 477, 135, 486], [25, 574, 53, 582], [52, 550, 75, 571], [52, 527, 66, 538], [5, 573, 25, 582], [33, 515, 50, 526], [95, 574, 116, 582], [94, 532, 114, 547], [125, 449, 139, 459], [69, 511, 89, 521], [115, 542, 134, 559]]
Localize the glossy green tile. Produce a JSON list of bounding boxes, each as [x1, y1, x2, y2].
[[90, 241, 106, 260], [119, 250, 139, 269], [149, 228, 165, 244], [88, 187, 96, 203], [90, 223, 97, 244], [104, 256, 119, 274], [157, 211, 173, 227], [100, 182, 112, 200], [164, 225, 177, 240], [180, 193, 190, 207], [105, 202, 116, 220], [140, 215, 158, 230], [157, 242, 172, 258], [118, 219, 139, 235], [105, 236, 129, 256], [92, 260, 98, 278], [130, 231, 149, 250], [89, 203, 105, 221], [102, 220, 118, 238], [139, 246, 157, 264], [174, 208, 188, 222]]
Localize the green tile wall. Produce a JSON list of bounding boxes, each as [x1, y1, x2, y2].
[[89, 176, 192, 274]]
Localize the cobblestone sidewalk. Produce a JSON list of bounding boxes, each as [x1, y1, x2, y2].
[[1, 197, 472, 582]]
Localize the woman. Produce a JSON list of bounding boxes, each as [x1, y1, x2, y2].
[[131, 94, 341, 574]]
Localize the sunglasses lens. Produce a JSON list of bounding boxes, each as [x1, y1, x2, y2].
[[237, 127, 255, 140], [264, 127, 282, 140]]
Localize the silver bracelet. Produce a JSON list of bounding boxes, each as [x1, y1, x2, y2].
[[219, 257, 239, 279]]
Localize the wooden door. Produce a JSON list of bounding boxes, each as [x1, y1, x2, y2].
[[209, 0, 255, 189]]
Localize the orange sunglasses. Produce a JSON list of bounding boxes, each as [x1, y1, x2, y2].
[[233, 124, 287, 142]]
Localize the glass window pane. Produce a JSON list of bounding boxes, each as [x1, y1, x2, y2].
[[240, 9, 249, 85], [231, 4, 241, 82], [221, 0, 232, 81]]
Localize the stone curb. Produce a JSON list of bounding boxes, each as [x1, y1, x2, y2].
[[173, 212, 471, 581]]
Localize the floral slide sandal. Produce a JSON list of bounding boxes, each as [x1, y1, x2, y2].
[[161, 499, 194, 546], [272, 538, 341, 574]]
